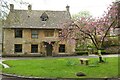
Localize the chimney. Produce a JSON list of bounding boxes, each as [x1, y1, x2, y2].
[[28, 4, 32, 10], [10, 4, 14, 11], [66, 5, 70, 12]]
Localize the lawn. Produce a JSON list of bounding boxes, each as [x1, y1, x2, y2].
[[0, 64, 2, 71], [2, 57, 119, 78]]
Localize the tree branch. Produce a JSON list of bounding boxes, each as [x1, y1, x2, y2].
[[101, 20, 116, 47], [73, 23, 99, 49]]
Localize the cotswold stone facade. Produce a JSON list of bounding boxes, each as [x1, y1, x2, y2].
[[0, 20, 2, 54], [3, 4, 75, 56]]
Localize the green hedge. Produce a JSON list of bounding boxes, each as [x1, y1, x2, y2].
[[2, 54, 45, 57], [75, 48, 87, 51], [93, 49, 109, 55], [75, 51, 88, 55], [100, 50, 107, 55], [75, 48, 81, 51]]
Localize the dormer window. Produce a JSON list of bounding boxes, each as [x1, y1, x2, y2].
[[40, 12, 49, 21]]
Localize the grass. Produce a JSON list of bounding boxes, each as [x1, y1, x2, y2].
[[2, 57, 119, 78], [0, 64, 2, 72]]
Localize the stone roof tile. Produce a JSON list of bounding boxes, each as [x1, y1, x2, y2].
[[4, 10, 71, 29]]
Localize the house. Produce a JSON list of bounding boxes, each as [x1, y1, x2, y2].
[[2, 4, 76, 56], [0, 20, 2, 54]]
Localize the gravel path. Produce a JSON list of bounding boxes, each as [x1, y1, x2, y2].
[[2, 54, 119, 61]]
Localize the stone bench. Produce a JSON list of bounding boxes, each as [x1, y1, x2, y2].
[[80, 58, 89, 65]]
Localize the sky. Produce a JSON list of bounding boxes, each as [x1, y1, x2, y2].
[[11, 0, 116, 17]]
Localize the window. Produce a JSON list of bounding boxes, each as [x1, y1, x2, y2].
[[31, 30, 38, 38], [14, 44, 22, 53], [31, 44, 38, 53], [44, 30, 54, 37], [40, 12, 49, 21], [59, 44, 65, 53], [41, 17, 48, 21], [15, 29, 22, 38]]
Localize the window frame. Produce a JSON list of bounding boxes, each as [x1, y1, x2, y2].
[[44, 30, 54, 37], [14, 44, 22, 53], [59, 44, 65, 53], [31, 30, 38, 39], [15, 29, 22, 38], [31, 44, 38, 53]]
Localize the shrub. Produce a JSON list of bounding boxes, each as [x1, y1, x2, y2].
[[2, 54, 45, 57], [92, 49, 108, 55], [75, 48, 81, 51], [101, 50, 107, 55], [66, 60, 77, 66], [75, 51, 88, 55], [105, 46, 119, 54]]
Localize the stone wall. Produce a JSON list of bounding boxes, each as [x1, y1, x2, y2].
[[0, 44, 2, 54], [0, 20, 2, 54], [3, 28, 75, 56]]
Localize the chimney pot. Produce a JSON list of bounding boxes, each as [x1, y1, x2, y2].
[[10, 4, 14, 11], [28, 4, 32, 10], [66, 5, 70, 12]]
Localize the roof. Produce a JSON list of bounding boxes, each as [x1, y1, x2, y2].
[[3, 9, 71, 29]]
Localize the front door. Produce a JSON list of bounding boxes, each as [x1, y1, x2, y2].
[[44, 42, 53, 56]]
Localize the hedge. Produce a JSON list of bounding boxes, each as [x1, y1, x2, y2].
[[75, 51, 88, 55], [2, 54, 45, 57]]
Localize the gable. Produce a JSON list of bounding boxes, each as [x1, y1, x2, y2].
[[40, 12, 49, 21]]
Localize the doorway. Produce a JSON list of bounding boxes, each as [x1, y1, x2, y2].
[[44, 42, 53, 56]]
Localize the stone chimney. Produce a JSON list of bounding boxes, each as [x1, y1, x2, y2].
[[10, 4, 14, 11], [66, 5, 70, 12], [28, 4, 32, 10]]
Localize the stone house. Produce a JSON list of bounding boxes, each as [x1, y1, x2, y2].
[[2, 4, 75, 56], [0, 20, 2, 54]]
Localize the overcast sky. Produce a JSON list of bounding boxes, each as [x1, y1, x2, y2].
[[11, 0, 116, 17]]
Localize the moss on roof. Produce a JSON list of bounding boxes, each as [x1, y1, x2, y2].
[[4, 9, 71, 29]]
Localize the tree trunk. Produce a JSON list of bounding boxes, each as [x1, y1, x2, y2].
[[98, 50, 104, 63], [99, 56, 104, 63]]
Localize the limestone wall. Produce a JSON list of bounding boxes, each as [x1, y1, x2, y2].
[[3, 28, 75, 55]]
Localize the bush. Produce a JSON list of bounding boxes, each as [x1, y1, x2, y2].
[[101, 50, 108, 55], [98, 49, 107, 54], [66, 60, 77, 66], [2, 54, 45, 57], [92, 49, 108, 55], [75, 48, 81, 51], [105, 46, 119, 54], [75, 51, 88, 55], [103, 37, 119, 48]]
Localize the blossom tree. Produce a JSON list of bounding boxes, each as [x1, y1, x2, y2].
[[59, 2, 118, 62]]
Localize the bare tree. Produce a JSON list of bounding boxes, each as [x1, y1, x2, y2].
[[0, 0, 29, 19]]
